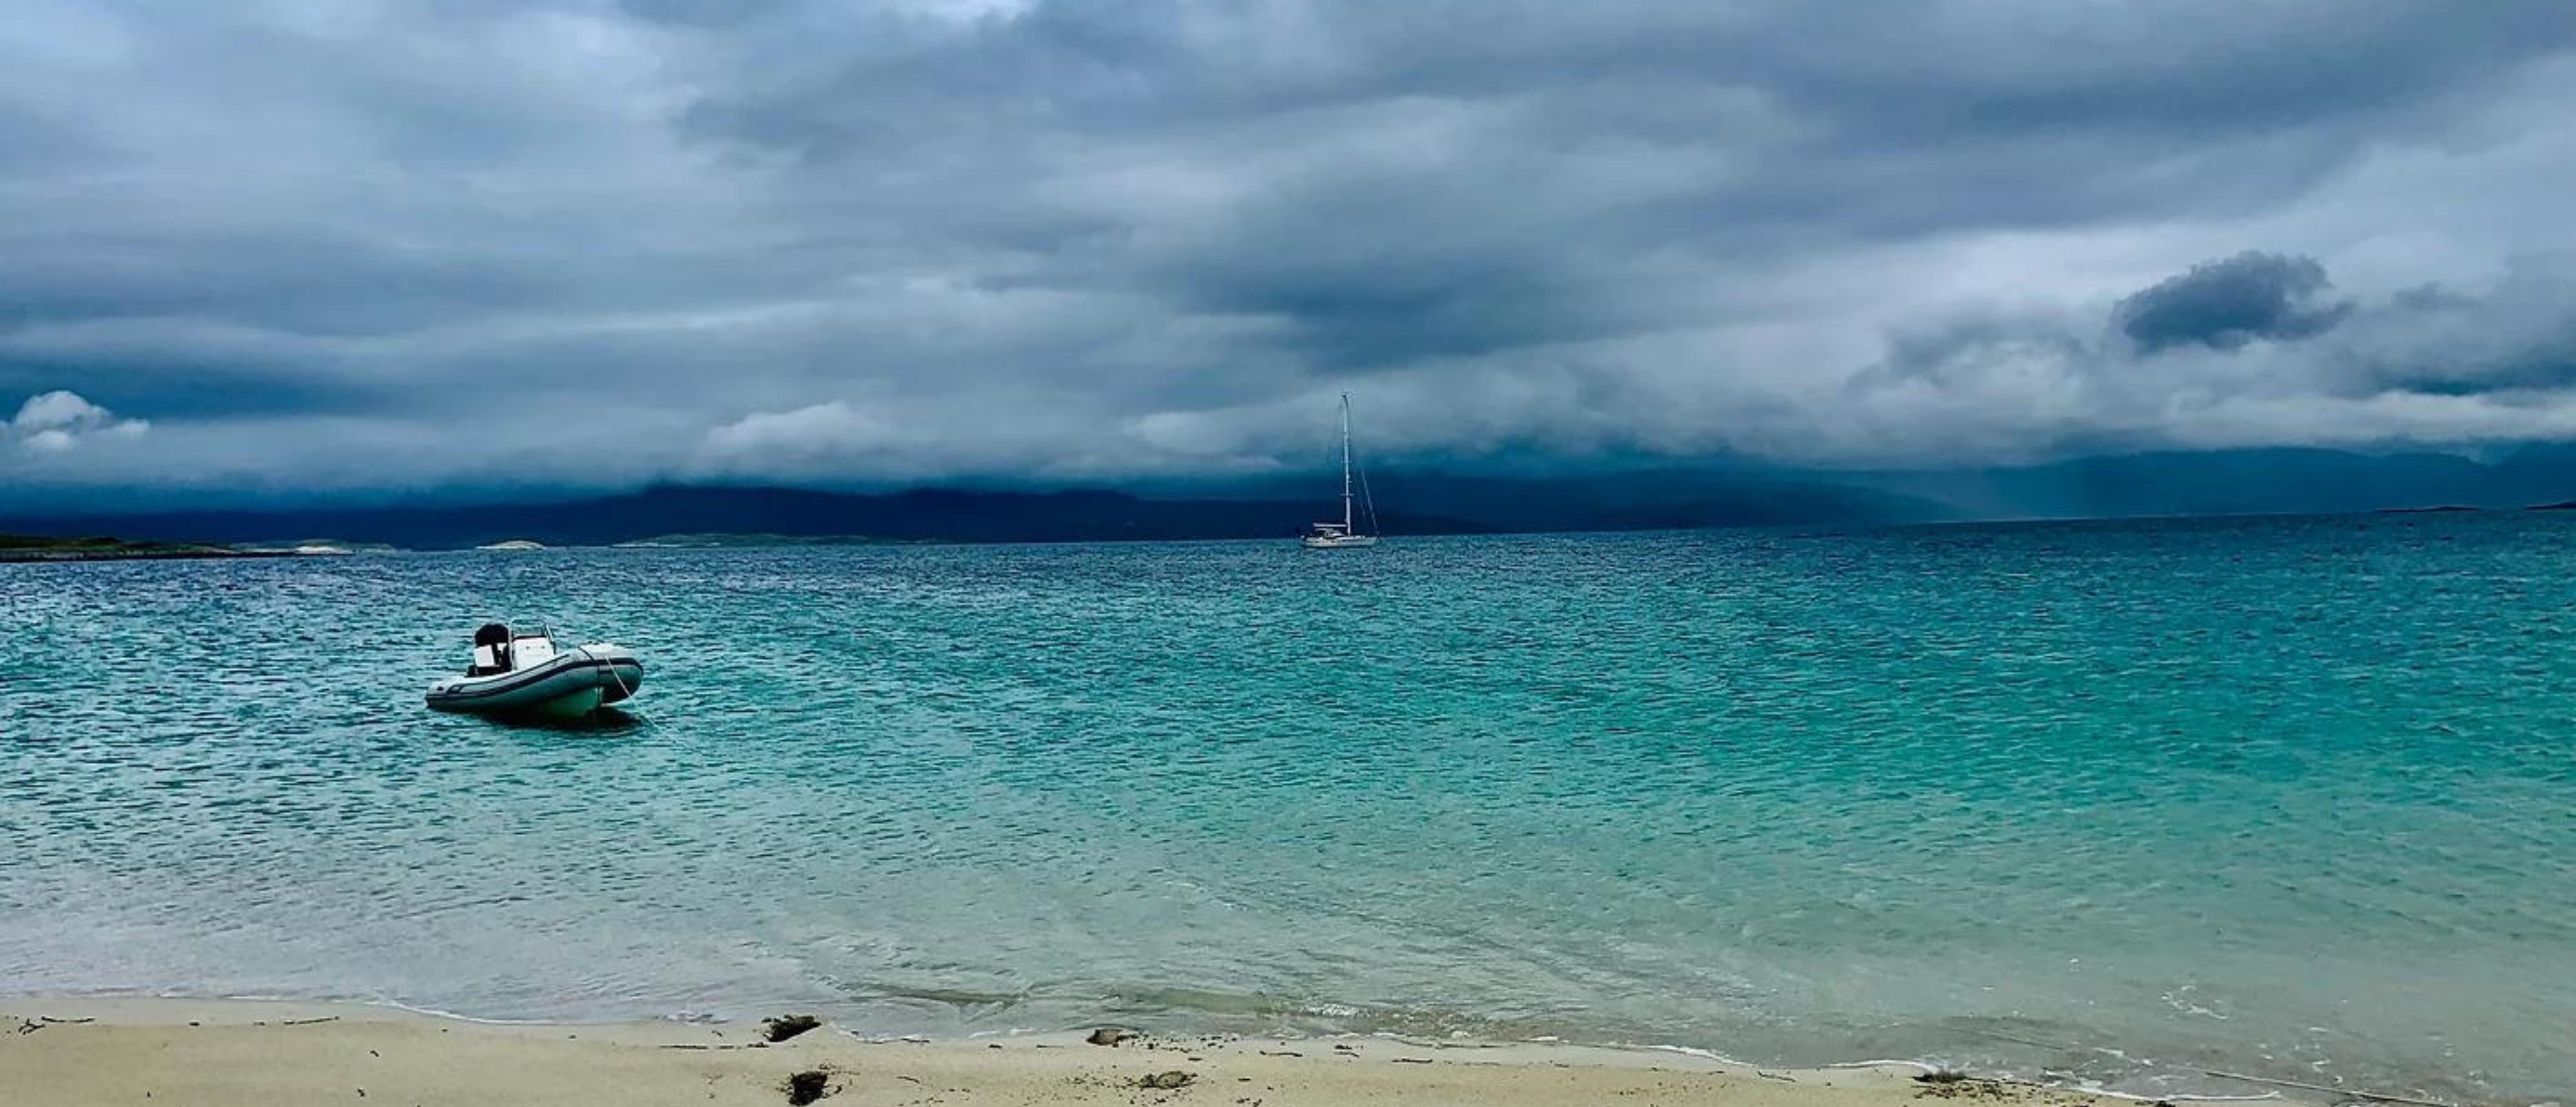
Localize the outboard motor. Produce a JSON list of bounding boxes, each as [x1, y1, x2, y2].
[[470, 622, 513, 675]]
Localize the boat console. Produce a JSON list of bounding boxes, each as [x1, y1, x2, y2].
[[469, 622, 513, 675]]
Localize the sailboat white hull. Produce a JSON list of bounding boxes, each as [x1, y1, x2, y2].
[[1301, 533, 1380, 549]]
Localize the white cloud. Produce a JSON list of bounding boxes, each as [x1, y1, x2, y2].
[[20, 428, 80, 454], [5, 390, 149, 454], [700, 400, 891, 458], [14, 390, 112, 431], [691, 400, 941, 481]]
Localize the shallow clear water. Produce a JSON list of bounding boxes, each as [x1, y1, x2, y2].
[[4, 513, 2572, 1101]]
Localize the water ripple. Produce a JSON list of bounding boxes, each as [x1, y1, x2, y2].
[[4, 513, 2573, 1101]]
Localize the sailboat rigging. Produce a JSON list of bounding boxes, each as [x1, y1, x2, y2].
[[1302, 393, 1381, 549]]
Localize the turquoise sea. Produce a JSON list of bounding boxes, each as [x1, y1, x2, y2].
[[4, 513, 2572, 1102]]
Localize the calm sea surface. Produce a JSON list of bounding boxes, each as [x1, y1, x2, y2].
[[4, 514, 2572, 1101]]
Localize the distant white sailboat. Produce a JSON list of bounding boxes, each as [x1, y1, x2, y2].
[[1302, 393, 1381, 549]]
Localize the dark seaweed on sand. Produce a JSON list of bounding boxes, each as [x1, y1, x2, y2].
[[763, 1015, 822, 1043], [785, 1069, 830, 1104]]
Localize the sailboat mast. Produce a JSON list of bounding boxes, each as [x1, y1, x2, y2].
[[1339, 393, 1354, 531]]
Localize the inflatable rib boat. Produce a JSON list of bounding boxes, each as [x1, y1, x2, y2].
[[425, 623, 644, 720]]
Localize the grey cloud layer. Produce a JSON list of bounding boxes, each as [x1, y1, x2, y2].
[[4, 0, 2574, 499]]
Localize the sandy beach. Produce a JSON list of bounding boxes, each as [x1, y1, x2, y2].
[[0, 999, 2148, 1107]]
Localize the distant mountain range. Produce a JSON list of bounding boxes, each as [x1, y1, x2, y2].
[[3, 487, 1449, 549], [6, 445, 2575, 549]]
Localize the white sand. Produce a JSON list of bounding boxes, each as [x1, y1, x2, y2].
[[0, 998, 2131, 1107]]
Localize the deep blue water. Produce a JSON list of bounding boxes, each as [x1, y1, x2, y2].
[[4, 513, 2572, 1101]]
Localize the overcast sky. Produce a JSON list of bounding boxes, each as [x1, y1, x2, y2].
[[4, 0, 2574, 502]]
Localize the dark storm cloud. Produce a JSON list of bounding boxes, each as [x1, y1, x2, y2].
[[0, 351, 386, 420], [2357, 282, 2576, 399], [3, 0, 2575, 499], [614, 0, 763, 28], [1820, 252, 2576, 461], [2114, 251, 2354, 353]]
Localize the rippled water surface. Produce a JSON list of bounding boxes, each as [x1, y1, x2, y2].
[[5, 514, 2573, 1100]]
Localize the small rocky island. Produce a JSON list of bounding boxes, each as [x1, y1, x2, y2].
[[0, 534, 309, 563]]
